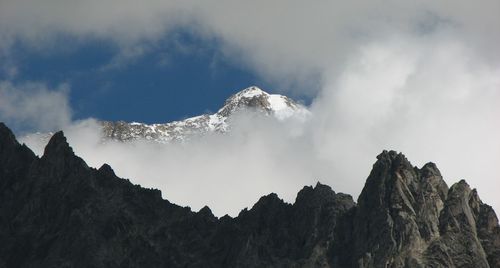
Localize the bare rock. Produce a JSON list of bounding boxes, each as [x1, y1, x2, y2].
[[0, 123, 498, 268]]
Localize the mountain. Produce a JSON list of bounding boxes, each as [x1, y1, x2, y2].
[[77, 86, 307, 144], [22, 86, 309, 145], [101, 86, 309, 142], [1, 122, 498, 267]]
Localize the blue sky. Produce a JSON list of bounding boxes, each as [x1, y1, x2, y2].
[[1, 31, 298, 124]]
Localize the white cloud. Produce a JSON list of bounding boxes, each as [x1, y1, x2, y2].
[[2, 1, 499, 216], [311, 37, 500, 214], [0, 81, 71, 132], [1, 1, 499, 87], [17, 39, 500, 216], [21, 114, 320, 216]]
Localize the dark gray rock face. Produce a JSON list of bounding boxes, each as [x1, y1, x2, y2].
[[0, 123, 352, 267], [333, 150, 500, 268], [0, 123, 498, 267]]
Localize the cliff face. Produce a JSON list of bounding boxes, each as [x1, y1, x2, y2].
[[333, 151, 500, 267], [0, 122, 498, 268]]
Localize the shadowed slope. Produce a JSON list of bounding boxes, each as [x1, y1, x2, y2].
[[0, 123, 352, 267], [0, 123, 498, 267]]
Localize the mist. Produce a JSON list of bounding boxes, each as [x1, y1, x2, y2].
[[18, 37, 500, 216], [21, 114, 323, 216], [1, 1, 499, 216]]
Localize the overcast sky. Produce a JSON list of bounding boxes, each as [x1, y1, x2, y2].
[[1, 1, 499, 216]]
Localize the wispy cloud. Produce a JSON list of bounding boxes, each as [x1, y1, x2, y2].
[[1, 1, 499, 216], [0, 81, 71, 132], [16, 39, 500, 216], [1, 1, 499, 86]]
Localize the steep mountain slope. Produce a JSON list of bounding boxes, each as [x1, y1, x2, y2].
[[101, 86, 309, 143], [0, 123, 498, 267], [22, 86, 309, 146], [333, 151, 500, 267]]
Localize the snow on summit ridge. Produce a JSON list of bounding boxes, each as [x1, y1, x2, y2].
[[238, 86, 265, 98], [100, 86, 310, 143], [22, 86, 309, 145], [217, 86, 308, 120]]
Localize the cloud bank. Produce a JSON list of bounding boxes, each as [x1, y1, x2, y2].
[[0, 81, 71, 132], [17, 39, 500, 216], [2, 1, 499, 87], [1, 1, 499, 215]]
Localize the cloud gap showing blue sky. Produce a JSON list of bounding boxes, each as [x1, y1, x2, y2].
[[1, 31, 290, 126]]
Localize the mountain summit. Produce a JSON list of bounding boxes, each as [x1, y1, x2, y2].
[[22, 86, 309, 145], [217, 86, 308, 120], [0, 124, 498, 267], [101, 86, 309, 142]]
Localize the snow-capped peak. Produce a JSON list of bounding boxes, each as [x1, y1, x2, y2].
[[239, 86, 266, 98], [217, 86, 308, 120], [24, 86, 310, 146], [70, 86, 310, 143]]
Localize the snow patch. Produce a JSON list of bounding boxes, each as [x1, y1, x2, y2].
[[96, 86, 310, 143], [240, 86, 266, 98]]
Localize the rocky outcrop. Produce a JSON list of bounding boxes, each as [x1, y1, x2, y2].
[[0, 123, 498, 267], [333, 150, 500, 267], [0, 123, 350, 267]]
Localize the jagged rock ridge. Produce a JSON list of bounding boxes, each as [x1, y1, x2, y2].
[[333, 151, 500, 267], [0, 123, 498, 267]]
